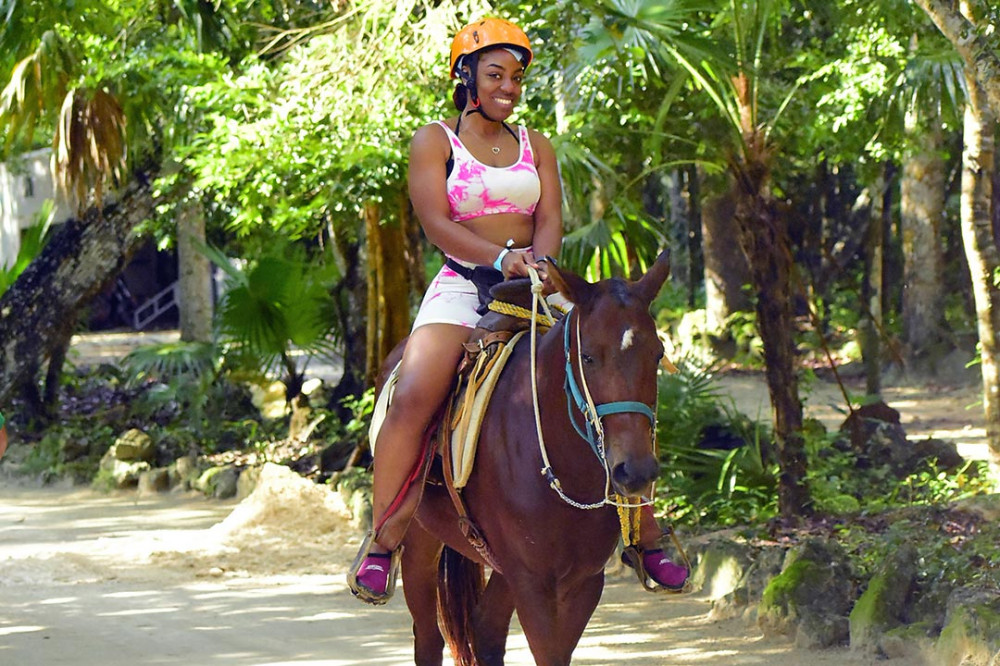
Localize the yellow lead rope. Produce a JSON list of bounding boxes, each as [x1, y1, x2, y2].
[[616, 496, 643, 547]]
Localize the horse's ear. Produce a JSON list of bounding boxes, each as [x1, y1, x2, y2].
[[633, 249, 671, 305], [545, 258, 596, 307]]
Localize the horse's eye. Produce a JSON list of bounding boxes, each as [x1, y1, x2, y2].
[[581, 354, 594, 364]]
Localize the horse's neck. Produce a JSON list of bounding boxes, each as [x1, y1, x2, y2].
[[514, 322, 610, 491]]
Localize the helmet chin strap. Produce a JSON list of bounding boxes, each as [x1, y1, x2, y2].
[[457, 60, 499, 123], [466, 100, 497, 123]]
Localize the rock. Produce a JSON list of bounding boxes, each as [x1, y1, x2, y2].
[[711, 543, 785, 621], [137, 468, 171, 494], [935, 586, 1000, 666], [849, 542, 918, 652], [98, 448, 150, 488], [757, 539, 853, 647], [112, 428, 155, 462], [194, 465, 240, 499], [170, 453, 200, 489], [237, 466, 260, 500], [691, 538, 752, 600], [880, 623, 935, 664], [952, 494, 1000, 522], [797, 615, 850, 650], [910, 438, 964, 472]]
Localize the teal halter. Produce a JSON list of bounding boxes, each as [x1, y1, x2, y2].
[[563, 308, 657, 459]]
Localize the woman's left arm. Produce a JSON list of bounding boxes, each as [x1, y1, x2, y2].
[[528, 129, 563, 260]]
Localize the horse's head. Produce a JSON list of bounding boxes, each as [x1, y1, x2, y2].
[[546, 250, 671, 499]]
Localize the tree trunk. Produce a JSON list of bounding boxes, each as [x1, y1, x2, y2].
[[0, 175, 156, 404], [664, 170, 690, 297], [363, 201, 412, 387], [686, 165, 704, 309], [327, 222, 367, 413], [177, 197, 213, 343], [702, 190, 752, 336], [960, 73, 1000, 466], [860, 165, 890, 396], [900, 104, 948, 368], [730, 163, 810, 518]]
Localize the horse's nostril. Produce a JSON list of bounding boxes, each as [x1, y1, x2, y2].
[[612, 457, 658, 497]]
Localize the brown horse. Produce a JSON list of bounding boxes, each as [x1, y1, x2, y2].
[[392, 251, 670, 666]]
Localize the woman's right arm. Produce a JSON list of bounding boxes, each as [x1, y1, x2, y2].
[[408, 124, 512, 267]]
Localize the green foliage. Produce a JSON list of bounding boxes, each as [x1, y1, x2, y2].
[[204, 241, 340, 395], [835, 505, 1000, 595], [804, 421, 996, 516], [654, 363, 779, 526], [122, 339, 220, 428], [20, 422, 117, 483], [0, 200, 54, 294]]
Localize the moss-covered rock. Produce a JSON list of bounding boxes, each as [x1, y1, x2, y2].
[[758, 538, 854, 647], [710, 544, 784, 621], [194, 465, 240, 499], [880, 623, 935, 664], [849, 542, 918, 652], [935, 586, 1000, 666], [112, 428, 155, 462]]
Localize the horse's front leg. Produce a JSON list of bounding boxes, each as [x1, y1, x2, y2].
[[401, 521, 445, 666], [472, 572, 516, 665], [512, 572, 605, 666]]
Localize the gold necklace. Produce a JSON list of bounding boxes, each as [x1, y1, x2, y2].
[[463, 124, 503, 154]]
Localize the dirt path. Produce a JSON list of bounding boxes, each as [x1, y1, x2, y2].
[[0, 471, 897, 666]]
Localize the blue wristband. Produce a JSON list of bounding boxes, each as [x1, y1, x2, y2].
[[493, 248, 510, 272]]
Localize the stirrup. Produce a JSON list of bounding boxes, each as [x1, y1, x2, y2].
[[347, 530, 403, 606], [620, 544, 690, 594]]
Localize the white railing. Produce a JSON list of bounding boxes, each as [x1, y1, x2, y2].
[[133, 281, 178, 330]]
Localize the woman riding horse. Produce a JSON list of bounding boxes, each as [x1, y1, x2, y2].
[[347, 16, 687, 606]]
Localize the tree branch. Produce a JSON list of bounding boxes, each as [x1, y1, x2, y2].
[[913, 0, 1000, 119]]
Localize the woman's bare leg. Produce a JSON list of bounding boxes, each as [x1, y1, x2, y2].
[[370, 322, 472, 552]]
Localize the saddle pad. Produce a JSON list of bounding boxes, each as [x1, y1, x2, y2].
[[451, 330, 527, 488], [368, 360, 402, 455]]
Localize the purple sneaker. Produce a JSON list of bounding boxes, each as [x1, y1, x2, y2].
[[642, 549, 689, 590], [354, 552, 392, 597]]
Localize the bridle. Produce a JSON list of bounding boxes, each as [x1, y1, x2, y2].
[[562, 309, 657, 458], [526, 270, 657, 511]]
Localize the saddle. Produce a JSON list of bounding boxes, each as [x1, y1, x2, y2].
[[367, 279, 562, 569]]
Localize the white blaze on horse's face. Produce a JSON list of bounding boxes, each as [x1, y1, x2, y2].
[[620, 327, 635, 351]]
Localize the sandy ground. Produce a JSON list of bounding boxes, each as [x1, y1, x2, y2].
[[0, 466, 896, 666], [0, 330, 985, 664]]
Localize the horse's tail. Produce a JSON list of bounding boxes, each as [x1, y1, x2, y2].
[[437, 545, 485, 666]]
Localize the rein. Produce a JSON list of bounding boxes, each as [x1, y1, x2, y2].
[[526, 268, 656, 511]]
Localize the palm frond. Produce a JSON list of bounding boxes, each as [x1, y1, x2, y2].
[[52, 87, 127, 213]]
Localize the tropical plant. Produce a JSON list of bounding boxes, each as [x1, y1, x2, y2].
[[202, 241, 340, 407], [0, 200, 55, 294], [655, 362, 779, 525]]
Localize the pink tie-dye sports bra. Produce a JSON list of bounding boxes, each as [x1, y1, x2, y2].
[[436, 121, 541, 222]]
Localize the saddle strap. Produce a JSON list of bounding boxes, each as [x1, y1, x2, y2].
[[440, 401, 505, 575]]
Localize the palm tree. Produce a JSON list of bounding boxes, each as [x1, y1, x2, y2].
[[577, 0, 812, 515], [913, 0, 1000, 120], [0, 0, 244, 410]]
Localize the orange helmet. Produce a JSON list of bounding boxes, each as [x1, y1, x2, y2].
[[449, 18, 533, 78]]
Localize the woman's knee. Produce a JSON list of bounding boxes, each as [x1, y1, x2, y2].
[[383, 379, 449, 427]]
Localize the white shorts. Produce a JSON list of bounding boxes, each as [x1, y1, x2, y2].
[[411, 260, 482, 331], [410, 250, 571, 332]]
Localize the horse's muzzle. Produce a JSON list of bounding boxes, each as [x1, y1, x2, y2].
[[610, 454, 659, 498]]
